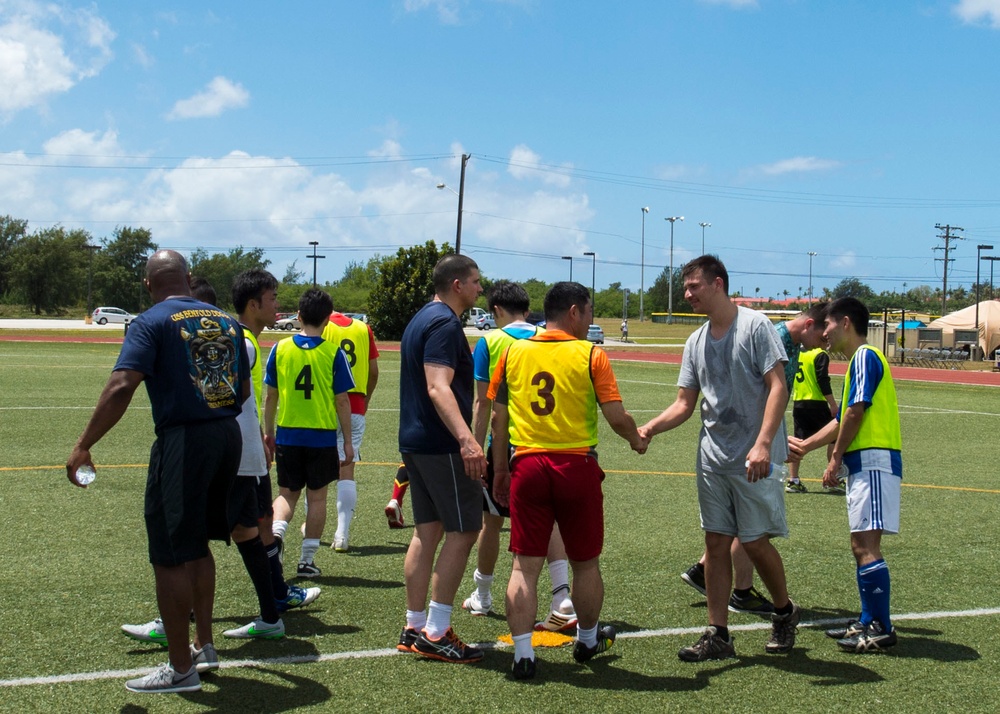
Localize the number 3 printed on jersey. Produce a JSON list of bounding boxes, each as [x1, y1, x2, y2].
[[530, 371, 555, 416]]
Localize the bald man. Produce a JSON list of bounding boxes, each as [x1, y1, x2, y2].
[[67, 250, 250, 694]]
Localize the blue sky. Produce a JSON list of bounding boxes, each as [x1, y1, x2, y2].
[[4, 0, 1000, 301]]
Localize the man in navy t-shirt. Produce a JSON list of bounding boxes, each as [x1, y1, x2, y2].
[[67, 250, 249, 694], [396, 254, 488, 664]]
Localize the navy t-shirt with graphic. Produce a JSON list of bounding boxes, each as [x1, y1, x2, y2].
[[115, 296, 249, 432]]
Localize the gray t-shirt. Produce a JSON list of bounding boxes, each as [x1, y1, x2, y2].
[[678, 306, 789, 474]]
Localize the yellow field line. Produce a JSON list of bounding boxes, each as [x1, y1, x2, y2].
[[6, 462, 1000, 495]]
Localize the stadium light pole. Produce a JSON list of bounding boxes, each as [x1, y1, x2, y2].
[[807, 251, 818, 306], [986, 256, 1000, 300], [698, 222, 711, 255], [583, 251, 596, 305], [976, 244, 994, 359], [309, 241, 325, 287], [665, 216, 684, 324], [437, 152, 470, 254], [561, 255, 574, 281], [640, 207, 650, 322]]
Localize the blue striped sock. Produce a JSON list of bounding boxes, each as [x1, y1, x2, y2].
[[858, 559, 891, 630]]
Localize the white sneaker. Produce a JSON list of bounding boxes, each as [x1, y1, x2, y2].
[[121, 618, 168, 646], [125, 663, 200, 693], [462, 590, 492, 616], [333, 537, 349, 553], [222, 618, 285, 640], [534, 608, 579, 632], [189, 642, 219, 673]]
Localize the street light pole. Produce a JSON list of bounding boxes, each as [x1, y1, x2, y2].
[[437, 153, 470, 254], [698, 222, 711, 255], [308, 241, 325, 287], [583, 251, 596, 305], [640, 207, 650, 322], [986, 256, 1000, 300], [665, 216, 684, 324], [976, 244, 994, 359], [807, 251, 818, 306], [561, 255, 573, 281]]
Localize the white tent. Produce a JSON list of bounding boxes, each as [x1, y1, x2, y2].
[[928, 300, 1000, 357]]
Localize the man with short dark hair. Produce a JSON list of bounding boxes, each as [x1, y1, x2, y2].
[[641, 255, 800, 662], [490, 281, 647, 679], [397, 253, 487, 664], [789, 297, 902, 652], [68, 250, 249, 693]]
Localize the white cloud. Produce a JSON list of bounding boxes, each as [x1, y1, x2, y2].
[[830, 250, 857, 270], [42, 128, 135, 166], [131, 42, 153, 68], [754, 156, 842, 176], [953, 0, 1000, 27], [403, 0, 462, 24], [167, 76, 249, 120], [0, 1, 114, 116], [507, 144, 572, 187]]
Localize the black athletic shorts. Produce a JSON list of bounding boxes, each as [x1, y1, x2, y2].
[[275, 444, 339, 492], [145, 418, 241, 567], [228, 475, 273, 530], [792, 402, 835, 440], [402, 452, 483, 533]]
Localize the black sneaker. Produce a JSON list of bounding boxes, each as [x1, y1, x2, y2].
[[572, 624, 616, 663], [397, 627, 419, 653], [296, 561, 321, 578], [765, 601, 801, 654], [680, 563, 707, 596], [837, 620, 897, 653], [678, 626, 736, 662], [411, 628, 484, 663], [728, 586, 775, 617], [825, 619, 863, 640], [511, 657, 537, 680]]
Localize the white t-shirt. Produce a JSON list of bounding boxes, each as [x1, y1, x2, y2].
[[236, 336, 267, 477]]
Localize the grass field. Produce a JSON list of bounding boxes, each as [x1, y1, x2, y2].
[[2, 340, 1000, 713]]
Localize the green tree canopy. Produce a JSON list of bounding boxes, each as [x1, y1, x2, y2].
[[0, 215, 28, 297], [368, 241, 450, 340], [9, 226, 92, 314], [189, 247, 270, 311], [94, 226, 157, 313]]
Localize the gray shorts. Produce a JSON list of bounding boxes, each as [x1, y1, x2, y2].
[[401, 452, 483, 534], [696, 461, 788, 542]]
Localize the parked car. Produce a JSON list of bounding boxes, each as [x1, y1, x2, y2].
[[586, 324, 605, 344], [466, 307, 487, 326], [475, 313, 496, 330], [344, 312, 368, 323], [92, 306, 136, 325], [274, 315, 301, 331]]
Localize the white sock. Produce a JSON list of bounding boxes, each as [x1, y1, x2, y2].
[[577, 623, 598, 648], [425, 601, 453, 639], [272, 520, 288, 540], [513, 632, 535, 662], [336, 480, 357, 540], [406, 609, 427, 631], [474, 569, 494, 599], [548, 559, 571, 611], [300, 538, 320, 564]]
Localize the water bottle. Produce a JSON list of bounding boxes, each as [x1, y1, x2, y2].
[[75, 464, 96, 486], [770, 462, 788, 480]]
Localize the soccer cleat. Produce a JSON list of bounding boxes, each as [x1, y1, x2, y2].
[[534, 609, 578, 632], [785, 479, 808, 493], [573, 624, 616, 663], [680, 563, 707, 596], [276, 584, 321, 613], [765, 601, 801, 654], [189, 642, 219, 673], [678, 626, 736, 662], [837, 619, 897, 652], [124, 663, 201, 693], [511, 657, 537, 680], [223, 617, 285, 639], [825, 619, 864, 640], [728, 587, 775, 617], [297, 561, 321, 578], [333, 537, 349, 553], [411, 628, 484, 663], [385, 499, 405, 529], [824, 479, 847, 494], [463, 590, 493, 616], [121, 618, 168, 646], [397, 627, 420, 652]]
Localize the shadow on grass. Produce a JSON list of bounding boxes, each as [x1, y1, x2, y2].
[[175, 666, 332, 712], [325, 575, 404, 590], [336, 544, 409, 557]]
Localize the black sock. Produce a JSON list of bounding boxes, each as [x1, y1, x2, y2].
[[237, 536, 281, 624], [733, 588, 751, 599], [774, 601, 794, 617], [712, 625, 730, 641], [266, 541, 288, 599]]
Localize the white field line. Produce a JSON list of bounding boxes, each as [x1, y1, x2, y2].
[[4, 607, 1000, 688]]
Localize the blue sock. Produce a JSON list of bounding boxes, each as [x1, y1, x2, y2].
[[856, 566, 869, 623], [858, 559, 891, 630]]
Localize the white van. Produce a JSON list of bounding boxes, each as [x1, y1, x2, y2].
[[466, 307, 487, 326]]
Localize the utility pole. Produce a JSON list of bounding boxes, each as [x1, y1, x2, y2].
[[933, 224, 964, 316]]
